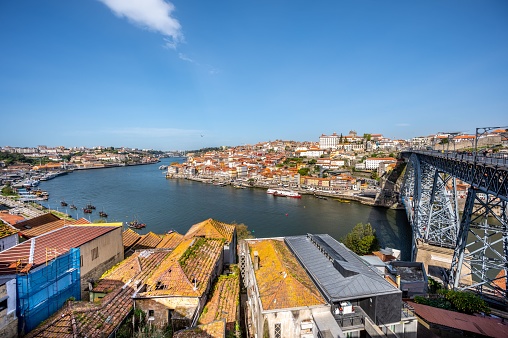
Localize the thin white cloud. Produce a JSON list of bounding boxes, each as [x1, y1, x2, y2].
[[178, 53, 194, 63], [99, 0, 183, 47]]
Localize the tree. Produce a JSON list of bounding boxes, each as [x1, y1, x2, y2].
[[341, 223, 379, 255], [235, 223, 254, 240], [298, 167, 310, 176], [363, 133, 372, 141]]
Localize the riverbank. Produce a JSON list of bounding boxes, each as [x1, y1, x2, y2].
[[179, 176, 398, 208]]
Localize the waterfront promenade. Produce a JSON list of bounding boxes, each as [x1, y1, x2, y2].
[[0, 195, 46, 218]]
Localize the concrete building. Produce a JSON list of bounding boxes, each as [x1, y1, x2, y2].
[[241, 234, 419, 337], [319, 133, 340, 150], [386, 262, 428, 298], [240, 238, 329, 338], [0, 223, 124, 334], [364, 157, 397, 170], [0, 278, 17, 338]]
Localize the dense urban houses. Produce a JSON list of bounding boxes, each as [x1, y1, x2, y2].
[[0, 223, 123, 335], [133, 219, 236, 331], [24, 218, 238, 337], [240, 234, 418, 338]]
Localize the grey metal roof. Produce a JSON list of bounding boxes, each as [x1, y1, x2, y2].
[[285, 234, 400, 302]]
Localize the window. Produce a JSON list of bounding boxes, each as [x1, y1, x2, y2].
[[91, 247, 99, 261], [148, 310, 155, 319], [274, 323, 281, 338], [80, 255, 83, 267]]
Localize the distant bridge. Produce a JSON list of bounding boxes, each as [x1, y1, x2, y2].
[[400, 149, 508, 300]]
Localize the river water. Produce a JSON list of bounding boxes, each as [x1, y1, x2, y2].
[[38, 158, 412, 260]]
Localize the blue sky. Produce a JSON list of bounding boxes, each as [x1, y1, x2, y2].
[[1, 1, 507, 150]]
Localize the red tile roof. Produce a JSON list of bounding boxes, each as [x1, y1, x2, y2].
[[0, 224, 120, 274], [184, 218, 235, 243], [173, 320, 226, 338], [27, 250, 170, 338], [122, 228, 141, 250], [0, 211, 25, 227], [407, 301, 508, 338], [11, 213, 60, 231], [19, 218, 91, 239], [131, 232, 161, 250], [156, 231, 183, 249]]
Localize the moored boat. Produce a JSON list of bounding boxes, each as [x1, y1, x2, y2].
[[269, 189, 301, 198], [128, 220, 146, 229], [99, 211, 108, 218]]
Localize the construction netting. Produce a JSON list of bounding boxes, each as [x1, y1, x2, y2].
[[17, 248, 81, 333]]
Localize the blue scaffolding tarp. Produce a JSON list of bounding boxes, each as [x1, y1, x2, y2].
[[17, 248, 81, 333]]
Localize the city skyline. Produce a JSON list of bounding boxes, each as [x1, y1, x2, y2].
[[1, 1, 507, 150]]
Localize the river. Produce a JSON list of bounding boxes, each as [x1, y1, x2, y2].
[[37, 157, 412, 260]]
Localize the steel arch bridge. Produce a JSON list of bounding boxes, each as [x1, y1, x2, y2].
[[400, 150, 508, 300]]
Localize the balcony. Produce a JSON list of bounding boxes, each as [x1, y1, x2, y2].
[[333, 306, 365, 331]]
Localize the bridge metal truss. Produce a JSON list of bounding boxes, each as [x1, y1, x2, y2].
[[401, 154, 459, 260], [401, 151, 508, 300]]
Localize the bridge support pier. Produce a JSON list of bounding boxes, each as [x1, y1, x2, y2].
[[450, 188, 508, 298]]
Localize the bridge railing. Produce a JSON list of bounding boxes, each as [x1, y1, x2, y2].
[[403, 149, 508, 167]]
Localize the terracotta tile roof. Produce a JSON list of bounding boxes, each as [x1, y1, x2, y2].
[[0, 224, 120, 274], [140, 237, 224, 297], [0, 221, 18, 239], [248, 239, 325, 311], [407, 301, 508, 338], [12, 213, 60, 231], [184, 218, 235, 243], [199, 274, 239, 334], [131, 232, 161, 250], [173, 320, 226, 338], [156, 231, 183, 249], [0, 211, 25, 227], [19, 218, 92, 239], [27, 250, 170, 338], [122, 228, 141, 250]]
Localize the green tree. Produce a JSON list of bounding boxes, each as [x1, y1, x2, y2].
[[363, 133, 372, 141], [341, 223, 379, 255], [298, 168, 310, 176], [236, 223, 254, 240]]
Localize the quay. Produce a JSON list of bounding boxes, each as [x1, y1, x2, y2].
[[176, 175, 398, 208]]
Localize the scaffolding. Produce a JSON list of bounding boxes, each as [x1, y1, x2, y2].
[[16, 248, 81, 334]]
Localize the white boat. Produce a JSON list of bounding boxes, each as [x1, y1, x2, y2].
[[267, 189, 301, 198], [158, 165, 168, 170]]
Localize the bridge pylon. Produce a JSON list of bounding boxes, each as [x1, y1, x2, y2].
[[449, 187, 508, 299], [401, 154, 459, 261], [402, 149, 508, 301]]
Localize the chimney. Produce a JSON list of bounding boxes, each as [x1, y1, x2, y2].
[[396, 274, 401, 289], [253, 251, 259, 271]]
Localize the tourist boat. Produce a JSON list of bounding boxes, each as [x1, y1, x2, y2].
[[128, 220, 146, 229], [158, 165, 168, 170], [269, 189, 301, 198], [61, 200, 68, 207], [99, 210, 108, 218], [70, 204, 77, 210], [83, 208, 92, 213], [86, 203, 96, 210]]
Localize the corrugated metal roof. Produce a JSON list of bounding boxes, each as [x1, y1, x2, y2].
[[0, 224, 120, 274], [284, 234, 400, 302]]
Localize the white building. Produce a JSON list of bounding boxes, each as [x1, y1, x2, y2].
[[319, 133, 340, 149], [364, 157, 397, 170]]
